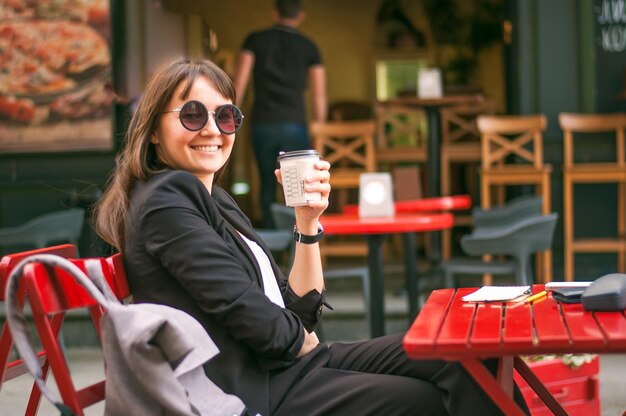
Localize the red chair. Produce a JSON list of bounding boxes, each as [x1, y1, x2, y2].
[[0, 247, 128, 415], [0, 244, 77, 413]]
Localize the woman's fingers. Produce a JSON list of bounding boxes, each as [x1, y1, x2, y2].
[[274, 168, 282, 185]]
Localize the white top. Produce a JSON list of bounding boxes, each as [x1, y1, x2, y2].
[[238, 232, 285, 308]]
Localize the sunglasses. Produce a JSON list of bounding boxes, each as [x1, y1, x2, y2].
[[163, 100, 244, 134]]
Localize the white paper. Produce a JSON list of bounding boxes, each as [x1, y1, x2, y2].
[[545, 281, 592, 290], [462, 285, 531, 302]]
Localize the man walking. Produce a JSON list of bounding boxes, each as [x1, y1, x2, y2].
[[234, 0, 327, 228]]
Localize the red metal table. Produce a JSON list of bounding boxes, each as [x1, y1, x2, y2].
[[403, 285, 626, 415], [320, 212, 453, 337], [342, 195, 472, 215]]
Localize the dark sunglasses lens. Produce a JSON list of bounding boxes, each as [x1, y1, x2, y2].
[[216, 105, 243, 134], [180, 101, 208, 131]]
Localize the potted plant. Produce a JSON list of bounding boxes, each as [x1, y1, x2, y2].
[[422, 0, 503, 87]]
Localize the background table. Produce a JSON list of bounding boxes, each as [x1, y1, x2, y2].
[[320, 212, 453, 337], [403, 285, 626, 415], [342, 195, 472, 215]]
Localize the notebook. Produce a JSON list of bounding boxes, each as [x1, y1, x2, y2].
[[462, 285, 531, 303]]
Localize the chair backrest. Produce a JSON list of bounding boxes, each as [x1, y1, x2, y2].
[[472, 195, 543, 229], [270, 203, 296, 231], [461, 213, 558, 259], [375, 103, 427, 151], [441, 100, 497, 145], [477, 114, 547, 170], [310, 120, 376, 189], [328, 100, 373, 121], [0, 209, 85, 251], [105, 252, 131, 301], [559, 112, 626, 168], [0, 244, 78, 301]]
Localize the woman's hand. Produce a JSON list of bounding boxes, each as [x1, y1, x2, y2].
[[275, 159, 331, 228], [296, 329, 320, 358]]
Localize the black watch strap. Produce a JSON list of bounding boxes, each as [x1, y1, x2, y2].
[[293, 224, 324, 244]]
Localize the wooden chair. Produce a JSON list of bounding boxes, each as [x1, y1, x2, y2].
[[439, 100, 497, 259], [328, 100, 373, 121], [559, 112, 626, 281], [310, 120, 376, 260], [0, 247, 128, 415], [477, 114, 553, 283], [374, 102, 427, 169]]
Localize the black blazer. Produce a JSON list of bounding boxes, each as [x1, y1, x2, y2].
[[124, 170, 324, 414]]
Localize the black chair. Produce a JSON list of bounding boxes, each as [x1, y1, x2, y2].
[[0, 209, 85, 255], [440, 212, 558, 287]]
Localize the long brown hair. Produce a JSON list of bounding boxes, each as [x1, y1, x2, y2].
[[94, 58, 237, 252]]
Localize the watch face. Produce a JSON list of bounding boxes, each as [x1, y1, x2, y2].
[[362, 180, 386, 205]]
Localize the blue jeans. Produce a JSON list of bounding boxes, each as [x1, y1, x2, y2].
[[252, 123, 310, 228]]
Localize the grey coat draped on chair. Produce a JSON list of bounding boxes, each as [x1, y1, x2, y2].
[[4, 254, 248, 416]]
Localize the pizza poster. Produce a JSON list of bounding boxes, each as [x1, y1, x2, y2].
[[0, 0, 114, 153]]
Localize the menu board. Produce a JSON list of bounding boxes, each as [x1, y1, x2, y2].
[[0, 0, 114, 153], [593, 0, 626, 112]]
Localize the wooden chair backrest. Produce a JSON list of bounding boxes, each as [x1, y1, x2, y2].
[[375, 103, 426, 150], [477, 114, 548, 170], [310, 120, 376, 188], [558, 112, 626, 168], [441, 100, 498, 145]]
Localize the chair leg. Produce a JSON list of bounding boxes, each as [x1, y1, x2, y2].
[[515, 257, 529, 286], [444, 268, 456, 288], [0, 325, 14, 388], [541, 175, 552, 282], [617, 182, 626, 273], [360, 273, 370, 325], [480, 178, 493, 286], [564, 175, 574, 281]]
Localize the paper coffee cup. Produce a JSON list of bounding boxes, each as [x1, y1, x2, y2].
[[277, 150, 322, 207]]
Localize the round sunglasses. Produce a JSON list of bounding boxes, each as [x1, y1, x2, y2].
[[163, 100, 244, 134]]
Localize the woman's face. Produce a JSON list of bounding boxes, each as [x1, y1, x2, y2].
[[152, 75, 235, 190]]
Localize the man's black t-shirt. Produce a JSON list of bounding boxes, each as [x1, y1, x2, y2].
[[242, 24, 322, 124]]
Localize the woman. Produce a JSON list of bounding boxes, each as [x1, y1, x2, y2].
[[95, 58, 528, 416]]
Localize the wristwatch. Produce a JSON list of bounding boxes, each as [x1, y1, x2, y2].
[[293, 223, 324, 244]]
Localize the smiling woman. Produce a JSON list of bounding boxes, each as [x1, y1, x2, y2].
[[93, 57, 529, 416]]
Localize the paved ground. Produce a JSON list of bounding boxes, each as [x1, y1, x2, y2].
[[1, 346, 624, 415], [1, 262, 625, 414]]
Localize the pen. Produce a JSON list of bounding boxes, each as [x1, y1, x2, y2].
[[525, 290, 548, 303]]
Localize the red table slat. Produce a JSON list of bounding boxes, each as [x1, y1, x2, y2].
[[343, 195, 472, 215], [470, 303, 504, 352], [502, 302, 535, 351], [320, 212, 453, 235], [560, 303, 607, 350], [435, 288, 476, 353], [403, 289, 454, 357], [395, 195, 472, 212], [532, 295, 572, 350], [593, 310, 626, 349]]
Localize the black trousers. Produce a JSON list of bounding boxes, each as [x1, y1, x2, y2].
[[269, 333, 529, 416]]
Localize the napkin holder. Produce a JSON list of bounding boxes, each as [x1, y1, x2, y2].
[[359, 173, 394, 218]]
